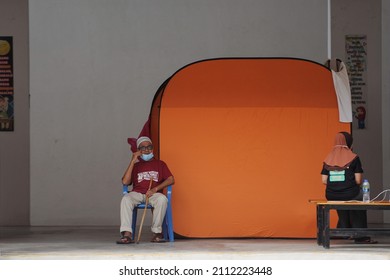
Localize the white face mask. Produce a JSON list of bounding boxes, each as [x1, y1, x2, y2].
[[141, 153, 154, 161]]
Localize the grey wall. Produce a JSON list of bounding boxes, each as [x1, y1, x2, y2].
[[382, 0, 390, 223], [2, 0, 386, 227], [29, 0, 328, 226], [331, 0, 383, 223], [0, 0, 29, 226]]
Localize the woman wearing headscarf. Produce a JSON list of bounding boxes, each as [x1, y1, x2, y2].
[[321, 132, 376, 244]]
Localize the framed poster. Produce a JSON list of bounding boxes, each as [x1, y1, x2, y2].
[[0, 36, 14, 131], [345, 35, 367, 129]]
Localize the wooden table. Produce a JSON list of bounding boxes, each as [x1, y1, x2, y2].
[[310, 200, 390, 248]]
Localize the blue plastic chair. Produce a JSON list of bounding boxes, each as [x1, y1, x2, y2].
[[125, 185, 174, 242]]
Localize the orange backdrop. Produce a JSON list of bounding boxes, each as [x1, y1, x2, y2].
[[152, 58, 349, 238]]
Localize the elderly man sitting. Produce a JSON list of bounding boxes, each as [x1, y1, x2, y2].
[[116, 136, 174, 244]]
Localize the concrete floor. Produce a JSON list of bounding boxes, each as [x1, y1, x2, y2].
[[1, 226, 390, 260]]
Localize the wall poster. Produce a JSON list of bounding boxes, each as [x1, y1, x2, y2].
[[345, 35, 367, 129], [0, 36, 14, 131]]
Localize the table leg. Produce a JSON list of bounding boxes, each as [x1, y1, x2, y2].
[[323, 206, 330, 249], [317, 204, 324, 245]]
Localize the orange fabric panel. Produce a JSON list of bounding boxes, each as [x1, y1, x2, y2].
[[156, 58, 349, 238]]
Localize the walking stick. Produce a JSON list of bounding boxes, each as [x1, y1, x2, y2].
[[136, 178, 154, 243]]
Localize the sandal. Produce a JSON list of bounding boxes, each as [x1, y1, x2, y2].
[[354, 238, 378, 244], [116, 235, 135, 244], [151, 233, 166, 243]]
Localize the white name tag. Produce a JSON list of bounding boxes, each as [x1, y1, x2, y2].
[[329, 170, 346, 182]]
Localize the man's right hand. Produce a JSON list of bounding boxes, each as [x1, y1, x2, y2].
[[122, 150, 141, 185], [131, 150, 141, 163]]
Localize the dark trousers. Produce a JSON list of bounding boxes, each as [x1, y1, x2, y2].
[[336, 209, 367, 228], [335, 189, 370, 241]]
